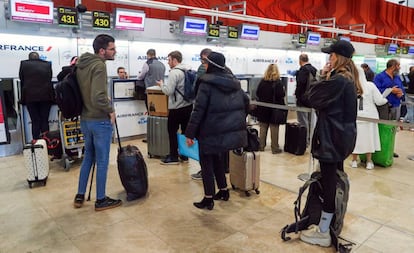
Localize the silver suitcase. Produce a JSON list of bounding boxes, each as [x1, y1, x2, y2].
[[147, 116, 169, 158], [229, 150, 260, 196], [23, 139, 49, 188]]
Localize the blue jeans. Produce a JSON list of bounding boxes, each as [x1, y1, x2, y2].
[[77, 119, 113, 200]]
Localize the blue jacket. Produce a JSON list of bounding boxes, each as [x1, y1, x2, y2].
[[374, 71, 405, 107]]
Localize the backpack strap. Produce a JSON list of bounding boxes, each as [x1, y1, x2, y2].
[[174, 68, 186, 100], [293, 176, 319, 233]]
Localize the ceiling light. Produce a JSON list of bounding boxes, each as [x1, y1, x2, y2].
[[190, 9, 287, 27], [97, 0, 179, 11], [350, 31, 377, 39], [317, 27, 350, 34]]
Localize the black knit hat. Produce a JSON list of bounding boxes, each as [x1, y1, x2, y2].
[[321, 40, 355, 58], [205, 52, 226, 70]]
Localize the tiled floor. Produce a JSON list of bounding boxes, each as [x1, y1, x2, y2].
[[0, 125, 413, 253]]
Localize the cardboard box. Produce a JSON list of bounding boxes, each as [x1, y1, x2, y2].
[[147, 88, 168, 116]]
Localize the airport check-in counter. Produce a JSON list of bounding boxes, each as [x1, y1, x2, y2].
[[110, 78, 147, 140]]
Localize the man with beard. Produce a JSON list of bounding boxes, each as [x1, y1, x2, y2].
[[374, 59, 405, 158], [374, 59, 405, 121]]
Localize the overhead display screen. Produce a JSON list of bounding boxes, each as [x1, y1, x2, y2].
[[208, 24, 220, 38], [57, 6, 78, 27], [181, 16, 207, 36], [227, 26, 239, 39], [239, 24, 260, 40], [10, 0, 54, 24], [92, 10, 111, 30], [114, 8, 145, 31]]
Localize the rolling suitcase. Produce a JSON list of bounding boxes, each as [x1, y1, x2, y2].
[[115, 121, 148, 201], [284, 122, 307, 155], [229, 150, 260, 196], [147, 116, 169, 158], [23, 139, 49, 188]]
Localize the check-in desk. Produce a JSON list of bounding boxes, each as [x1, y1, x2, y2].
[[111, 78, 147, 139]]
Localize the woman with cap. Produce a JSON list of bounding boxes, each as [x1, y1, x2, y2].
[[299, 40, 361, 247], [185, 52, 249, 210]]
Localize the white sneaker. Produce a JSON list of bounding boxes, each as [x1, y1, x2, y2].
[[300, 224, 331, 247], [366, 162, 374, 170], [351, 160, 358, 168]]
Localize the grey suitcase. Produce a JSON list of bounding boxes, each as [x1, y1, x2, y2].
[[229, 150, 260, 196], [147, 116, 169, 158], [23, 139, 49, 188]]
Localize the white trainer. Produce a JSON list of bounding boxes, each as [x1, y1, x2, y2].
[[366, 162, 374, 170], [300, 224, 331, 247], [351, 160, 358, 168]]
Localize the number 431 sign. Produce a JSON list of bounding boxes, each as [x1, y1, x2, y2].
[[57, 7, 79, 27]]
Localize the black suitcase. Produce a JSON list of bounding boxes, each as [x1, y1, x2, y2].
[[284, 122, 307, 155], [115, 121, 148, 201]]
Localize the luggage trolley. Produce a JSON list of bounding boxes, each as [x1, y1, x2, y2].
[[58, 113, 84, 171]]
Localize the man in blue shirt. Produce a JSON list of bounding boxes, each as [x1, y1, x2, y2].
[[374, 59, 405, 120]]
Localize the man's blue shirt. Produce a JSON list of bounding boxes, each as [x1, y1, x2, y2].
[[373, 70, 405, 107]]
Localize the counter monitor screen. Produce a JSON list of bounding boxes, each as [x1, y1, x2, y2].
[[181, 16, 207, 36], [239, 24, 260, 40], [387, 43, 398, 54], [10, 0, 54, 24], [114, 8, 145, 31], [408, 46, 414, 55], [306, 32, 321, 46]]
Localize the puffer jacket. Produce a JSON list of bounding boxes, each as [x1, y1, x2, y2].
[[307, 70, 357, 162], [19, 59, 53, 104], [255, 79, 285, 124], [185, 72, 249, 154]]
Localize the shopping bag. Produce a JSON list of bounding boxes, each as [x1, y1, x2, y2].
[[177, 133, 199, 161]]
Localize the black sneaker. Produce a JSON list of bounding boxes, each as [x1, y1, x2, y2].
[[95, 196, 122, 211], [160, 155, 179, 165], [73, 194, 84, 208], [191, 170, 202, 180], [180, 155, 189, 163]]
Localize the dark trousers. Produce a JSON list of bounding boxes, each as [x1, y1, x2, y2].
[[199, 151, 228, 196], [319, 161, 344, 213], [26, 102, 51, 140], [167, 105, 193, 157]]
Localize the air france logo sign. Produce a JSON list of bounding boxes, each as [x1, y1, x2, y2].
[[0, 44, 52, 52]]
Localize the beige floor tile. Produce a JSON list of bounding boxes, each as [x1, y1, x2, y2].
[[363, 225, 414, 253]]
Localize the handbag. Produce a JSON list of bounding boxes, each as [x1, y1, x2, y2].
[[270, 82, 288, 124], [376, 103, 391, 120]]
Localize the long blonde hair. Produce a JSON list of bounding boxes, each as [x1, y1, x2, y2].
[[263, 63, 280, 81], [333, 55, 363, 96]]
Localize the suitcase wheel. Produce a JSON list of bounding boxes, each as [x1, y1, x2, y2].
[[231, 184, 236, 190], [245, 191, 251, 197], [148, 153, 154, 158], [255, 189, 260, 194], [28, 182, 33, 188]]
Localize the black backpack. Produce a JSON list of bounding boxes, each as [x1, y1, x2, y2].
[[281, 170, 354, 253], [245, 127, 260, 152], [54, 67, 83, 119], [175, 68, 197, 102]]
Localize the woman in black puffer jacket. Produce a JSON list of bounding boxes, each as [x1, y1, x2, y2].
[[185, 52, 249, 210]]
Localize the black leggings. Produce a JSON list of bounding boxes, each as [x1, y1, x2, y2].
[[199, 151, 228, 196], [26, 101, 51, 140], [319, 161, 344, 213], [167, 105, 193, 157]]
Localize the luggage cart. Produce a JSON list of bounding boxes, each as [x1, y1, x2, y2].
[[58, 113, 84, 171]]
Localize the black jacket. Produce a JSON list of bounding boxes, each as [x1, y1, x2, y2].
[[185, 72, 249, 154], [19, 59, 53, 104], [307, 70, 357, 162], [255, 79, 286, 123], [57, 65, 73, 81], [407, 70, 414, 94], [295, 63, 317, 107]]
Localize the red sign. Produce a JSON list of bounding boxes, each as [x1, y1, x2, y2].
[[10, 0, 54, 24]]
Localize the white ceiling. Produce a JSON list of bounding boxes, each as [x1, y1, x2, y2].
[[386, 0, 414, 8]]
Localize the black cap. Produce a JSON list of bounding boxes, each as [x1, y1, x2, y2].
[[321, 40, 355, 58], [205, 52, 226, 70]]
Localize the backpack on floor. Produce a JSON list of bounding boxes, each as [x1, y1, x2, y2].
[[175, 68, 197, 102], [280, 170, 354, 253], [54, 66, 83, 119]]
